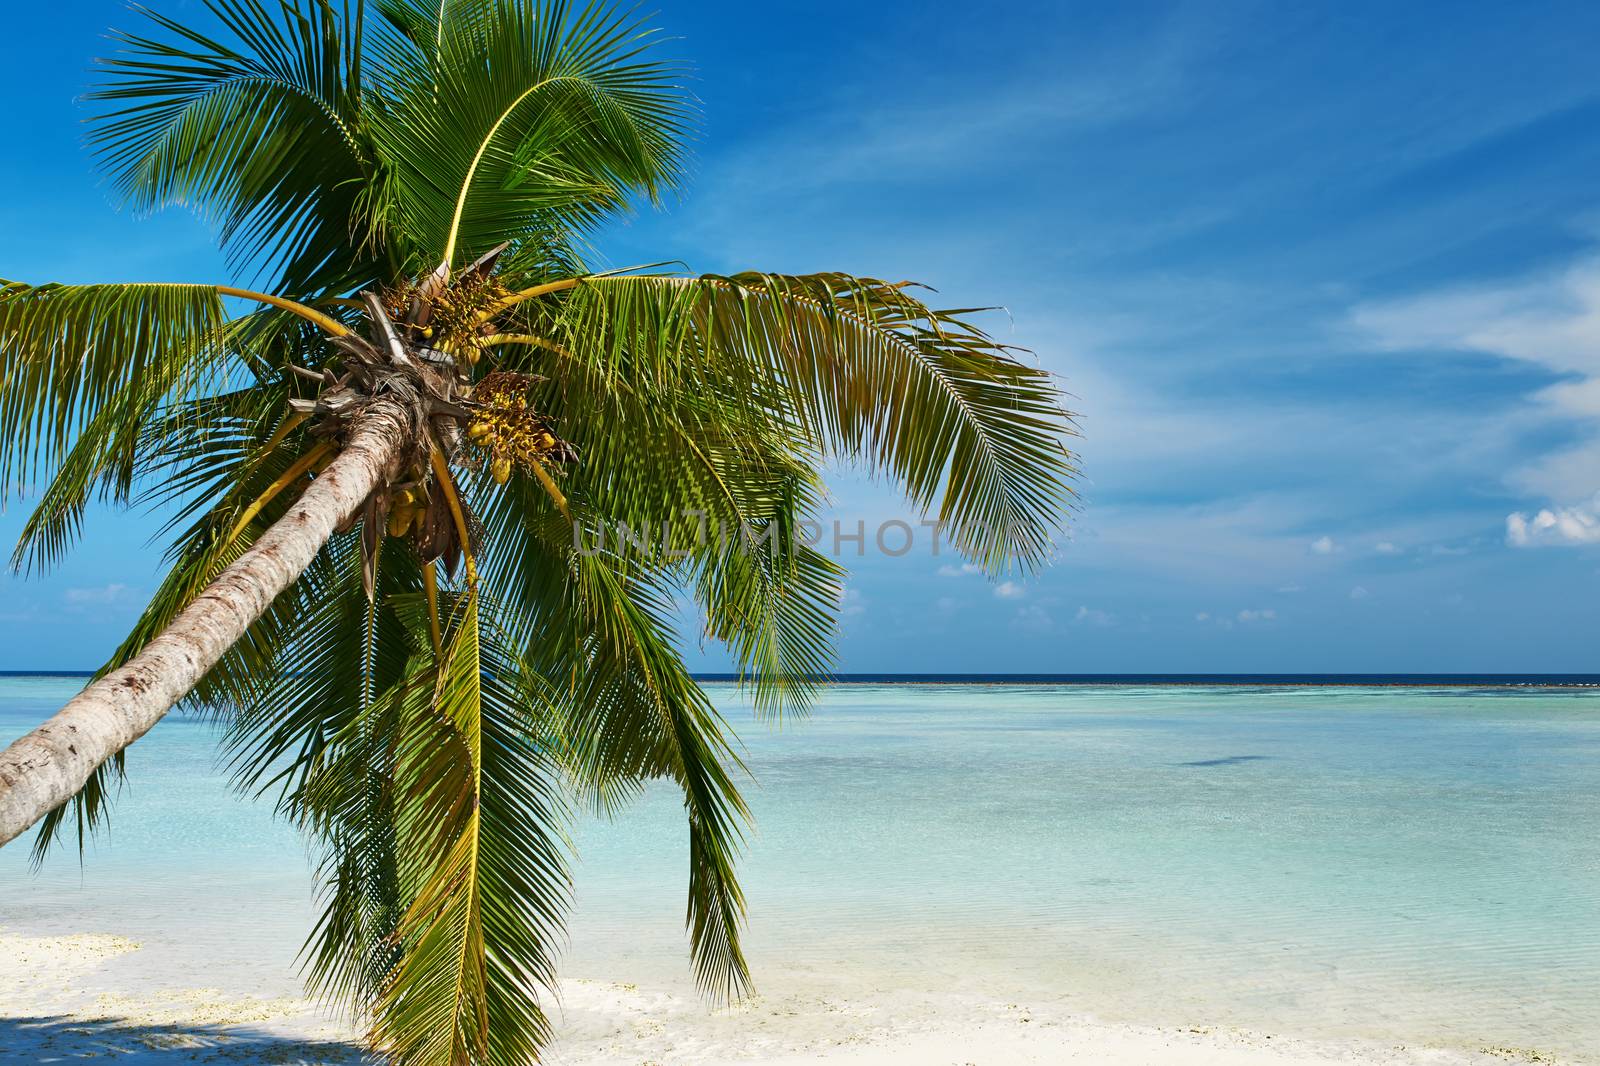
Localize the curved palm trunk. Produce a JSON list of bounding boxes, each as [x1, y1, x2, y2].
[[0, 401, 413, 847]]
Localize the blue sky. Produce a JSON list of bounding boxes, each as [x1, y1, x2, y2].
[[4, 0, 1600, 672]]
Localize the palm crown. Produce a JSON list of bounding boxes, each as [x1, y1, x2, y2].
[[0, 1, 1077, 1062]]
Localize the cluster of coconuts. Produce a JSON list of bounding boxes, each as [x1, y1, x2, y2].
[[465, 414, 564, 485], [465, 421, 508, 484], [467, 420, 514, 483], [388, 274, 511, 369], [387, 485, 431, 538]]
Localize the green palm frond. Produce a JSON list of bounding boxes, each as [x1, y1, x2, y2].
[[515, 271, 1078, 571], [370, 591, 569, 1065], [370, 0, 501, 57], [466, 452, 759, 995], [87, 0, 375, 293], [368, 0, 691, 269], [4, 292, 352, 577], [531, 547, 755, 997], [11, 379, 280, 574], [694, 487, 843, 719], [10, 388, 167, 575], [232, 536, 417, 1008], [0, 281, 231, 502], [473, 325, 838, 719], [212, 535, 571, 1062], [573, 563, 752, 1000]]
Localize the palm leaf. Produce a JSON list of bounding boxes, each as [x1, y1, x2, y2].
[[0, 280, 231, 502], [367, 0, 691, 269], [371, 590, 570, 1065], [87, 0, 376, 294], [519, 272, 1078, 571], [473, 500, 756, 998], [569, 562, 752, 999], [230, 534, 418, 1009], [478, 308, 841, 715]]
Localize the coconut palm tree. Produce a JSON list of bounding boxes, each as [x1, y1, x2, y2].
[[0, 0, 1075, 1061]]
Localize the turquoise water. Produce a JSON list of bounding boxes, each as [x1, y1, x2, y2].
[[3, 677, 1598, 1058]]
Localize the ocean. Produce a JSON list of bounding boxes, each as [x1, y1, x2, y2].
[[2, 675, 1597, 1059]]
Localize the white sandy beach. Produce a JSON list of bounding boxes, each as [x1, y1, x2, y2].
[[0, 927, 1572, 1066]]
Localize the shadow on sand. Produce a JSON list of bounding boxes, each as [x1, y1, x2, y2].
[[0, 1014, 369, 1063]]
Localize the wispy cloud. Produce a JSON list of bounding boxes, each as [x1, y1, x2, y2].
[[837, 587, 867, 618], [1011, 604, 1056, 633], [1352, 254, 1600, 505], [0, 597, 41, 624], [1351, 258, 1600, 377], [1195, 607, 1277, 628], [63, 583, 133, 607], [1073, 606, 1116, 627], [681, 14, 1207, 254]]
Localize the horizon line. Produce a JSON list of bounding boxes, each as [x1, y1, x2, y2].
[[4, 671, 1599, 688]]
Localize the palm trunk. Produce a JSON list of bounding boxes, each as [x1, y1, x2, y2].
[[0, 400, 413, 847]]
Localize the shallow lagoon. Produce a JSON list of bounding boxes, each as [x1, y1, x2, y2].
[[3, 677, 1597, 1058]]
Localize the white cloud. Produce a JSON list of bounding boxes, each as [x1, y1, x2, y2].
[[0, 599, 42, 624], [1374, 541, 1401, 555], [840, 588, 867, 617], [1074, 496, 1338, 585], [1194, 611, 1210, 622], [937, 563, 983, 577], [1310, 535, 1338, 555], [1349, 585, 1370, 600], [1277, 584, 1303, 594], [1352, 256, 1600, 504], [1506, 499, 1600, 547], [993, 581, 1026, 599], [1351, 260, 1600, 378], [1512, 441, 1600, 502], [64, 583, 132, 606], [1011, 605, 1056, 633], [1236, 608, 1277, 623], [1073, 606, 1116, 627]]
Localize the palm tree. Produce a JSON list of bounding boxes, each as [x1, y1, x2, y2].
[[0, 1, 1075, 1062]]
